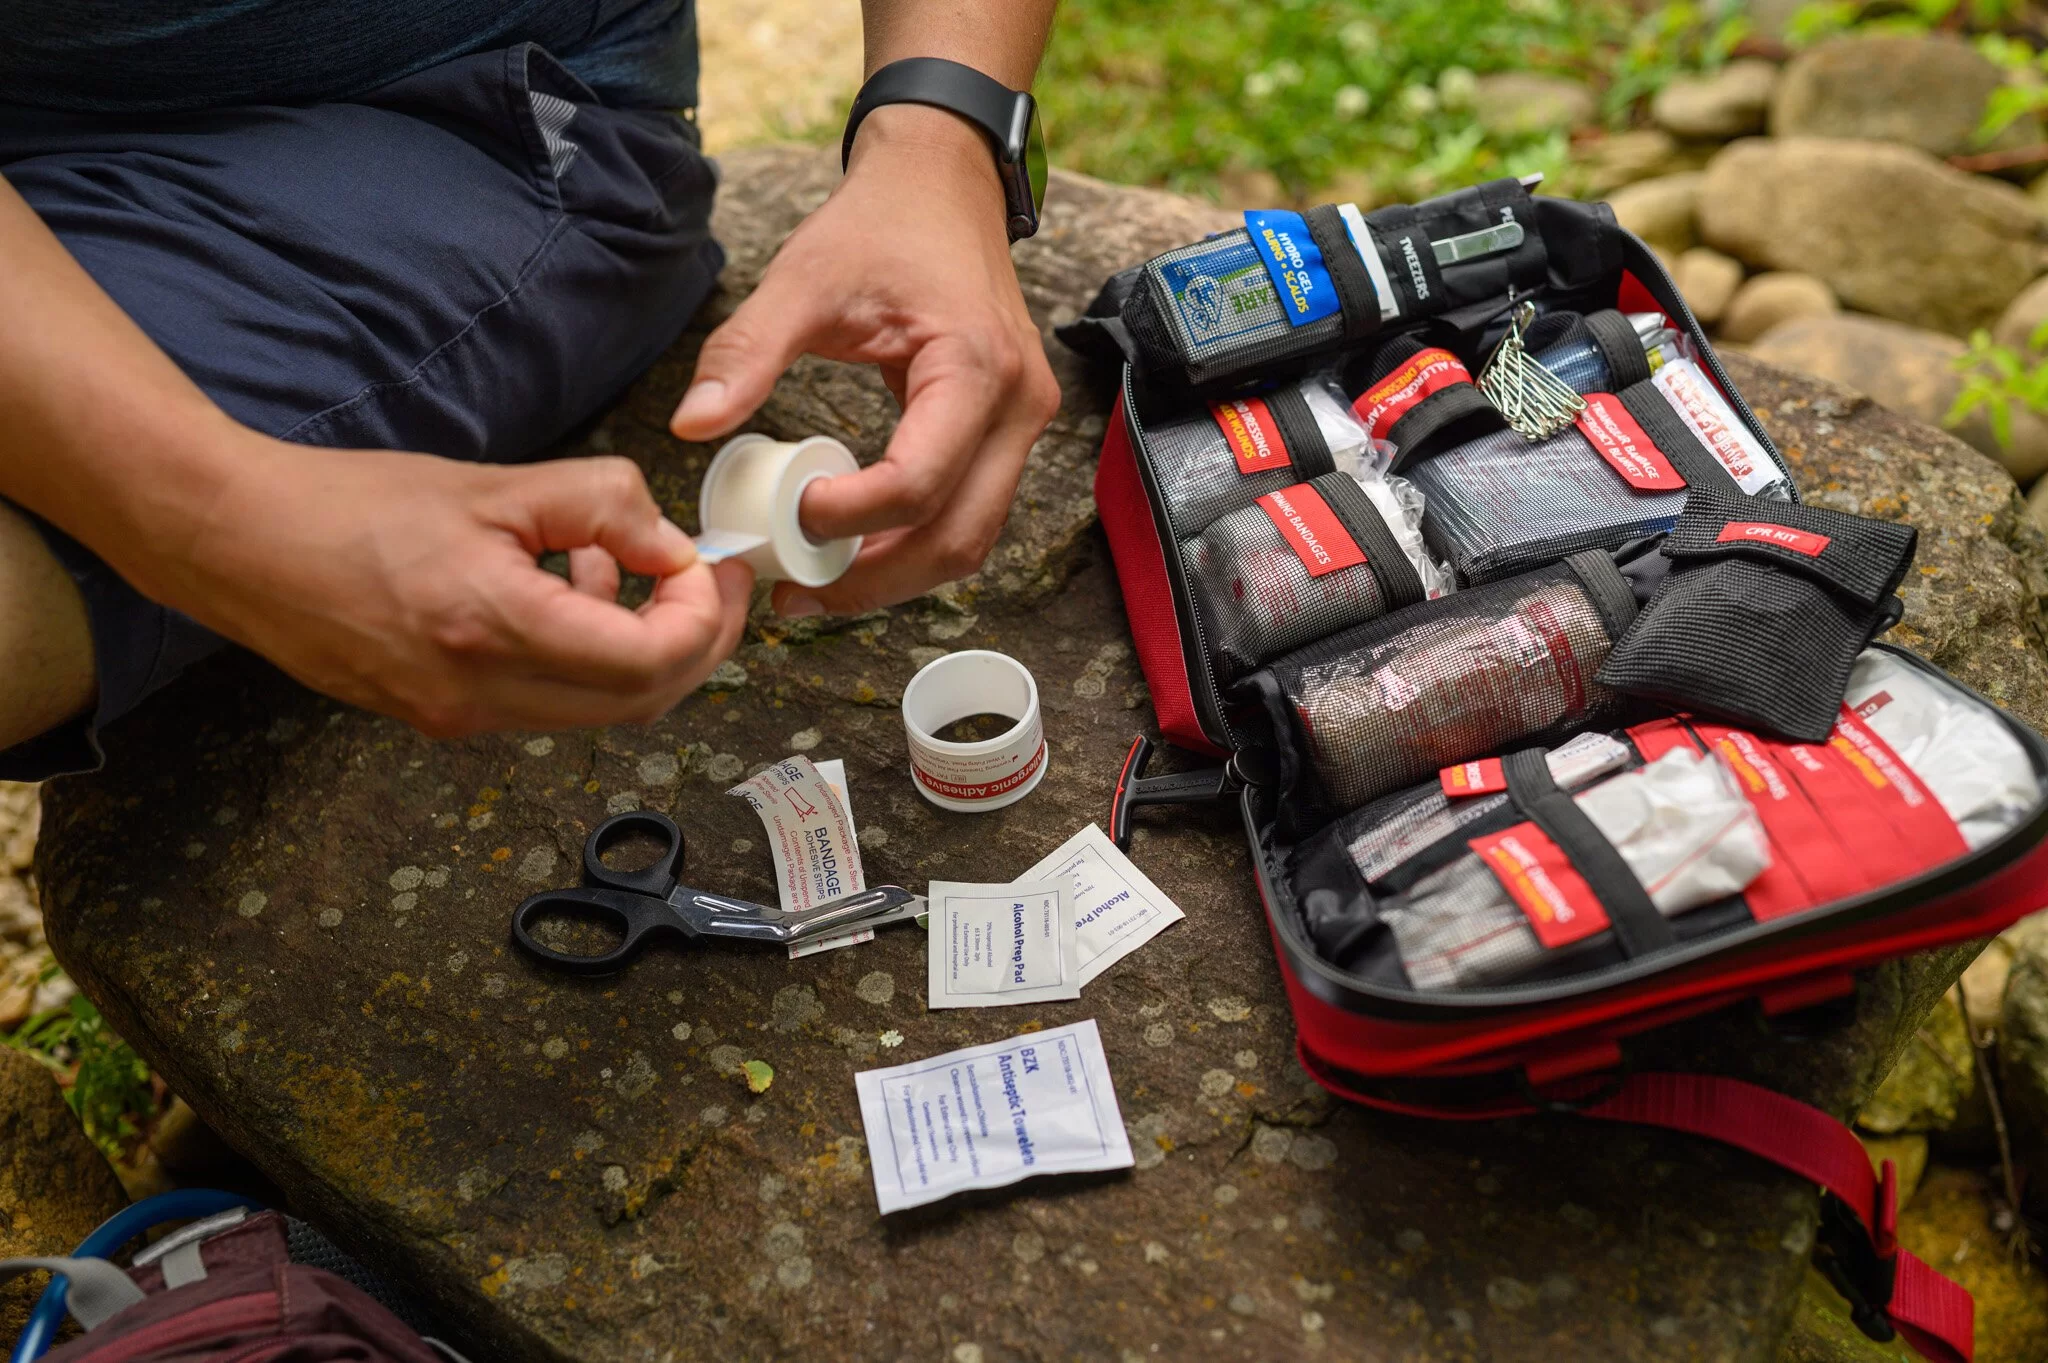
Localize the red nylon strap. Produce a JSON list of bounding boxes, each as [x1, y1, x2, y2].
[[1586, 1073, 1972, 1363]]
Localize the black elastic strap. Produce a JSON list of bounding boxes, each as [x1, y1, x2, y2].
[[1383, 383, 1501, 473], [1362, 203, 1448, 320], [1304, 204, 1383, 342], [1311, 471, 1427, 613], [1263, 384, 1335, 480], [1501, 749, 1677, 958], [1584, 310, 1653, 392], [1616, 382, 1745, 501], [1563, 549, 1641, 644]]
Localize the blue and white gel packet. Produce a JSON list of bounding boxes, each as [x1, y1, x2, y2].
[[855, 1019, 1134, 1213]]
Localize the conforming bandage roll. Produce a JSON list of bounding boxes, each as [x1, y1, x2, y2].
[[901, 650, 1048, 813], [698, 434, 862, 588]]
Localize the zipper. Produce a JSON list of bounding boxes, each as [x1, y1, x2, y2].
[[1121, 365, 1241, 751], [1246, 643, 2048, 1022]]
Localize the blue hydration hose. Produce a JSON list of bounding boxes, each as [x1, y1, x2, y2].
[[8, 1189, 263, 1363]]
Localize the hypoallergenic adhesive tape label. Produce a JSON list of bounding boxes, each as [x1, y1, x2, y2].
[[1353, 348, 1470, 441]]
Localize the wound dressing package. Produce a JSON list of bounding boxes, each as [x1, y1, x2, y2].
[[855, 1020, 1134, 1213]]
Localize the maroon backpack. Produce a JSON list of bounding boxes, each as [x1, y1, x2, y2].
[[2, 1209, 460, 1363]]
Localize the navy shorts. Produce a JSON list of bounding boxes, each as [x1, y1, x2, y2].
[[0, 44, 723, 781]]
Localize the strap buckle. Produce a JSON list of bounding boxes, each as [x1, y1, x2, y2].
[[1814, 1158, 1900, 1343]]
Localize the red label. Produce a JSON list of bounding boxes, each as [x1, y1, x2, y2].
[[1716, 521, 1831, 557], [1626, 717, 1701, 764], [1575, 394, 1686, 492], [1255, 484, 1367, 578], [1469, 823, 1611, 949], [1352, 347, 1470, 440], [911, 741, 1047, 802], [1694, 723, 1863, 920], [1828, 710, 1967, 866], [1440, 758, 1506, 797], [1211, 397, 1291, 476]]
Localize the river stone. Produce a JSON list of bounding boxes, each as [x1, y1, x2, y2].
[[1770, 34, 2039, 159], [1469, 72, 1596, 138], [1699, 138, 2044, 338], [1749, 312, 2048, 484], [1999, 927, 2048, 1213], [34, 152, 2048, 1362], [1994, 274, 2048, 361], [1604, 171, 1703, 256], [0, 1047, 128, 1341], [1651, 58, 1779, 141], [1719, 272, 1838, 346], [1853, 992, 1974, 1133], [1672, 246, 1743, 327]]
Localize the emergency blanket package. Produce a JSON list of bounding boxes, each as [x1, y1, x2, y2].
[[1075, 170, 2048, 1362]]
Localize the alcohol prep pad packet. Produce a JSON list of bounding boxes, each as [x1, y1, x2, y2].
[[855, 1020, 1135, 1213], [927, 879, 1081, 1008]]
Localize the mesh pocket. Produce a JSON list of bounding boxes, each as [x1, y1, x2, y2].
[[1182, 470, 1436, 682], [1250, 553, 1638, 824], [1407, 425, 1689, 584], [1147, 379, 1365, 536]]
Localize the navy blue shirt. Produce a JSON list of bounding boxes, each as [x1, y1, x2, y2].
[[0, 0, 698, 112]]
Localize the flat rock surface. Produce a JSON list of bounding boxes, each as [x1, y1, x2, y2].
[[37, 148, 2048, 1363]]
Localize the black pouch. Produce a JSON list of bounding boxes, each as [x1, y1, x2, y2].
[[1238, 549, 1642, 835], [1114, 180, 1565, 388], [1339, 330, 1502, 471], [1596, 488, 1918, 742], [1182, 470, 1430, 682]]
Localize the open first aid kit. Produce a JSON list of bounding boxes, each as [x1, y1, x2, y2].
[[1064, 177, 2048, 1362]]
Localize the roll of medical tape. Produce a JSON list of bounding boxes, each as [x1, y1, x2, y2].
[[900, 650, 1049, 813], [698, 434, 863, 587]]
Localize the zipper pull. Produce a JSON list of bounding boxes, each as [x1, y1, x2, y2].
[[1109, 735, 1271, 852]]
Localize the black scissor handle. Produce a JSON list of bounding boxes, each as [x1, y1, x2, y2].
[[511, 885, 694, 976], [582, 809, 685, 897]]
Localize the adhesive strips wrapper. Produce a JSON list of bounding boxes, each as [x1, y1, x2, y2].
[[727, 756, 865, 914], [1117, 180, 1556, 387], [1286, 650, 2040, 991], [855, 1019, 1134, 1213], [1238, 550, 1641, 836], [1408, 354, 1791, 586], [1597, 487, 1918, 742], [1181, 467, 1451, 683]]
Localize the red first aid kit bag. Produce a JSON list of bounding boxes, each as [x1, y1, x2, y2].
[[1061, 178, 2048, 1363]]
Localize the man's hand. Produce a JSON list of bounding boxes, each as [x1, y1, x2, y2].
[[130, 430, 753, 736], [668, 103, 1061, 617]]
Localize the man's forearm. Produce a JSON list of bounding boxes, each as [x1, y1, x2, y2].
[[860, 0, 1056, 87], [0, 176, 248, 592]]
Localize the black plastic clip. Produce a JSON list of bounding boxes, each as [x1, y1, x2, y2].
[[1812, 1159, 1900, 1344], [1109, 735, 1271, 852]]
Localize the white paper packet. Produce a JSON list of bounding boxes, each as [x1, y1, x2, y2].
[[787, 759, 873, 959], [926, 879, 1079, 1008], [855, 1019, 1134, 1213], [1016, 823, 1185, 987], [727, 756, 865, 913]]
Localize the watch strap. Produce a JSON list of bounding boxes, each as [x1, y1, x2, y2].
[[842, 57, 1021, 172]]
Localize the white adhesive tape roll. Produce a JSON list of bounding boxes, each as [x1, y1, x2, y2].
[[901, 650, 1049, 813], [698, 434, 863, 588]]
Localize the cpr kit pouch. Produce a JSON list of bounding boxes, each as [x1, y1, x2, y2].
[[1074, 173, 2048, 1362]]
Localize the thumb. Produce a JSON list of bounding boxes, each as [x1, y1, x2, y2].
[[670, 269, 822, 440], [507, 456, 697, 579]]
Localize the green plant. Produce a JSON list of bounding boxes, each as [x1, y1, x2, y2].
[[1947, 323, 2048, 452], [4, 965, 156, 1162], [1603, 1, 1750, 121]]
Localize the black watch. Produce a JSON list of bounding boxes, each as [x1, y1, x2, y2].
[[841, 57, 1048, 242]]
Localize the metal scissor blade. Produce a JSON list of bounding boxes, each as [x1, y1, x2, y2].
[[680, 885, 927, 944]]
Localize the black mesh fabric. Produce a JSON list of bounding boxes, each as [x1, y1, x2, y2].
[[1244, 551, 1639, 833], [285, 1217, 441, 1336], [1597, 489, 1918, 742], [1182, 470, 1427, 682], [1145, 382, 1342, 537]]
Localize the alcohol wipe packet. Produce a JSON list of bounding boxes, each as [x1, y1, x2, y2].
[[926, 879, 1080, 1008], [1018, 823, 1185, 987], [855, 1019, 1135, 1213]]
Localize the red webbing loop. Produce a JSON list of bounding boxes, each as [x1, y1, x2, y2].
[[1586, 1073, 1972, 1363]]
